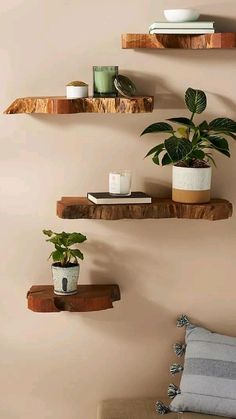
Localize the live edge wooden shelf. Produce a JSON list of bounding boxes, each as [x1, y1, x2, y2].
[[4, 96, 154, 114], [121, 33, 236, 49], [57, 197, 232, 221], [27, 284, 121, 312]]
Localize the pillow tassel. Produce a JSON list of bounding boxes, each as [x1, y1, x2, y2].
[[168, 383, 181, 399], [173, 342, 186, 357], [155, 401, 170, 415], [170, 363, 184, 375], [177, 314, 190, 328]]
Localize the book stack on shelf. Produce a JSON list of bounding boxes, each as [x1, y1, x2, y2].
[[87, 192, 152, 205], [149, 21, 215, 35]]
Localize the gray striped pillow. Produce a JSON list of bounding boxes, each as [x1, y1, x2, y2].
[[170, 320, 236, 418]]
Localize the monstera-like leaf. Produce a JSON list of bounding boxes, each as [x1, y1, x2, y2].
[[167, 117, 195, 128], [185, 87, 207, 114], [164, 136, 192, 163], [145, 143, 164, 158], [206, 135, 230, 157], [208, 118, 236, 133], [141, 122, 173, 136]]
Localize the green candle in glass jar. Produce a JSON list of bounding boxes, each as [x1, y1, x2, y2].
[[93, 66, 118, 97]]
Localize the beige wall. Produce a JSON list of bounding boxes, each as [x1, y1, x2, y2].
[[1, 1, 236, 418]]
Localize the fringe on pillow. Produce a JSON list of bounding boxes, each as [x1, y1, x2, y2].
[[170, 363, 184, 375], [167, 383, 181, 399], [176, 314, 190, 328], [156, 401, 170, 415], [173, 342, 186, 357]]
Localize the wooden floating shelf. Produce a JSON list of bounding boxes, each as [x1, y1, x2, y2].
[[122, 33, 236, 49], [57, 197, 232, 221], [27, 284, 121, 313], [4, 96, 154, 114]]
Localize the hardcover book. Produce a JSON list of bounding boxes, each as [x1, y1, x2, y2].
[[87, 192, 152, 205], [149, 21, 215, 29], [149, 29, 215, 35]]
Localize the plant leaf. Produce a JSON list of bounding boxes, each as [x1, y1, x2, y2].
[[71, 249, 84, 261], [213, 148, 230, 158], [177, 127, 188, 138], [208, 118, 236, 133], [167, 117, 195, 128], [164, 136, 192, 163], [152, 154, 160, 165], [227, 132, 236, 140], [145, 143, 164, 158], [185, 87, 207, 114], [191, 149, 206, 160], [205, 153, 216, 167], [51, 249, 64, 262], [206, 135, 229, 151], [162, 153, 172, 166], [67, 232, 87, 246], [191, 133, 202, 146], [43, 229, 53, 237], [141, 122, 173, 136], [198, 120, 209, 131]]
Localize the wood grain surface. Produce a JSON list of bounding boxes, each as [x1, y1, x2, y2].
[[27, 284, 121, 312], [122, 33, 236, 49], [4, 96, 154, 114], [56, 197, 233, 221]]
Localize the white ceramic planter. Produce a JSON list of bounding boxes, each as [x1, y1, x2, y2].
[[52, 264, 80, 295], [172, 166, 212, 204], [66, 85, 88, 99]]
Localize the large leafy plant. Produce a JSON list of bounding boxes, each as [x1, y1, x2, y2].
[[43, 230, 87, 267], [141, 87, 236, 167]]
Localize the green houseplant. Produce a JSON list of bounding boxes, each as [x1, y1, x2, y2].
[[141, 87, 236, 203], [43, 230, 87, 296]]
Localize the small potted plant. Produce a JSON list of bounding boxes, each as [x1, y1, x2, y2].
[[43, 230, 87, 295], [141, 87, 236, 204]]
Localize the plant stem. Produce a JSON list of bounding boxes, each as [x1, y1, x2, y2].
[[187, 112, 195, 141]]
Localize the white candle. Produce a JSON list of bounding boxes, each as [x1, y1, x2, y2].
[[109, 171, 132, 196]]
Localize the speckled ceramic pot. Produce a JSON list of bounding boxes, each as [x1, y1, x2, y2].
[[172, 166, 212, 204], [52, 263, 80, 295]]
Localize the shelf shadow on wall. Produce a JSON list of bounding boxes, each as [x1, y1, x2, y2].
[[143, 179, 172, 198], [123, 70, 185, 110], [200, 14, 236, 32], [74, 239, 179, 343]]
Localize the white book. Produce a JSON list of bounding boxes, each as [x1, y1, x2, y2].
[[149, 29, 215, 35], [149, 21, 215, 29]]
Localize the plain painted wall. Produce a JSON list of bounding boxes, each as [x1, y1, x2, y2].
[[1, 1, 236, 418]]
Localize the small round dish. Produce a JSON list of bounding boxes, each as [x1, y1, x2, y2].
[[114, 75, 136, 98], [164, 9, 200, 23]]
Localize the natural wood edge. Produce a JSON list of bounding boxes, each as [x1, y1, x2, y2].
[[4, 96, 154, 114], [56, 197, 233, 221], [121, 33, 236, 49], [27, 284, 121, 313]]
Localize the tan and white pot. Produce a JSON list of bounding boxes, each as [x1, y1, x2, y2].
[[52, 263, 80, 295], [172, 166, 212, 204]]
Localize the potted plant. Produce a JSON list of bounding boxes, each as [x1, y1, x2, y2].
[[43, 230, 87, 295], [141, 87, 236, 204]]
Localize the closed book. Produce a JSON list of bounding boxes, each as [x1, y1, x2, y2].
[[87, 192, 152, 205], [149, 21, 215, 29], [149, 29, 215, 34]]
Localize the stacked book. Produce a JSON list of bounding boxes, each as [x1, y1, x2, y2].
[[87, 192, 152, 205], [149, 21, 215, 35]]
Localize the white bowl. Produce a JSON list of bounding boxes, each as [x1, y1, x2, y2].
[[164, 9, 200, 23], [66, 85, 88, 99]]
